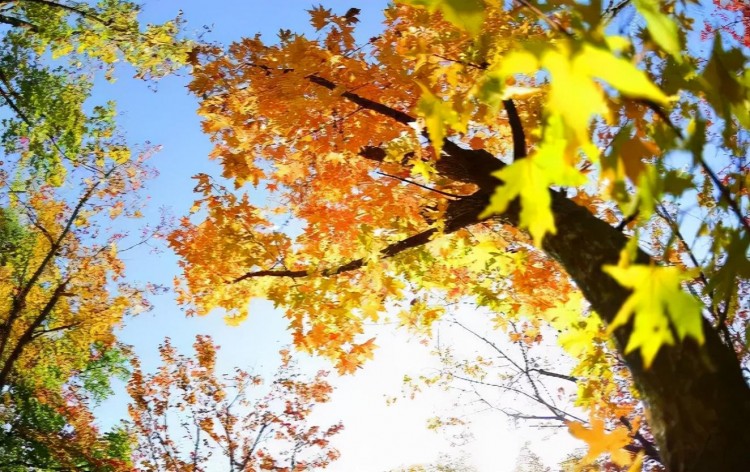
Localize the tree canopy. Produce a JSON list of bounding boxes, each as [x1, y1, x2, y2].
[[173, 1, 750, 470], [127, 337, 342, 471]]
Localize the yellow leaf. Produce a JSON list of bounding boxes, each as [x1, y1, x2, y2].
[[628, 451, 645, 472], [633, 0, 681, 58], [500, 85, 541, 100], [603, 264, 705, 368], [399, 0, 485, 35], [568, 418, 632, 466], [224, 309, 249, 326], [582, 44, 671, 104], [411, 159, 437, 181], [480, 115, 586, 246], [416, 84, 464, 157]]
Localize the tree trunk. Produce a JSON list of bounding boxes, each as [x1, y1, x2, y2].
[[538, 191, 750, 471]]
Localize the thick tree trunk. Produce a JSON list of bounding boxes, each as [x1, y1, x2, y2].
[[538, 191, 750, 471]]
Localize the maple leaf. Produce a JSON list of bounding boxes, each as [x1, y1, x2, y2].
[[399, 0, 485, 35], [308, 5, 333, 31], [481, 114, 586, 246], [603, 264, 705, 368], [568, 418, 632, 466], [343, 8, 361, 24], [633, 0, 681, 58], [416, 84, 465, 157]]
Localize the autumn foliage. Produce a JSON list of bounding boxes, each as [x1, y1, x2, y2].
[[174, 1, 750, 470], [0, 0, 748, 470], [0, 0, 189, 467]]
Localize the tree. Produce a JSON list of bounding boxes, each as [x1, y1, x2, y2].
[[0, 0, 191, 184], [172, 2, 750, 470], [0, 0, 190, 466], [0, 351, 132, 471], [512, 443, 549, 472], [702, 0, 750, 47], [127, 336, 343, 472], [0, 140, 161, 469]]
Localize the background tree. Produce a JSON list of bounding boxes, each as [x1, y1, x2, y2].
[[0, 134, 159, 469], [127, 336, 343, 472], [173, 1, 749, 469], [512, 442, 549, 472], [0, 0, 190, 467], [702, 0, 750, 47], [388, 453, 478, 472], [0, 352, 132, 471]]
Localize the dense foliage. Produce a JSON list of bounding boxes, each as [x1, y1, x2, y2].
[[174, 1, 749, 469]]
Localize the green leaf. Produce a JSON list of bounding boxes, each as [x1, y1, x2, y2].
[[701, 37, 750, 137], [633, 0, 681, 58], [706, 234, 750, 318], [399, 0, 485, 35], [603, 264, 705, 368]]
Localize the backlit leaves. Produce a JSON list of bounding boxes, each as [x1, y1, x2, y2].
[[416, 83, 465, 157], [481, 115, 586, 245], [603, 264, 705, 367], [400, 0, 485, 35], [633, 0, 681, 58], [176, 2, 750, 467]]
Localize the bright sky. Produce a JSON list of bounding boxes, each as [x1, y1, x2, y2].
[[91, 2, 582, 470]]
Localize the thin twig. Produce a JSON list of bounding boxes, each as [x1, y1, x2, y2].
[[375, 171, 461, 198]]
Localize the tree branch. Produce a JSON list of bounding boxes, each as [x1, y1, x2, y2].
[[16, 0, 108, 25], [529, 368, 577, 383], [233, 227, 438, 283], [620, 415, 662, 464], [503, 99, 527, 161], [0, 169, 110, 375], [31, 321, 80, 339], [241, 421, 270, 470], [374, 170, 462, 198], [513, 0, 572, 36], [701, 157, 750, 233], [306, 74, 415, 125], [0, 13, 37, 30], [0, 280, 68, 388]]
